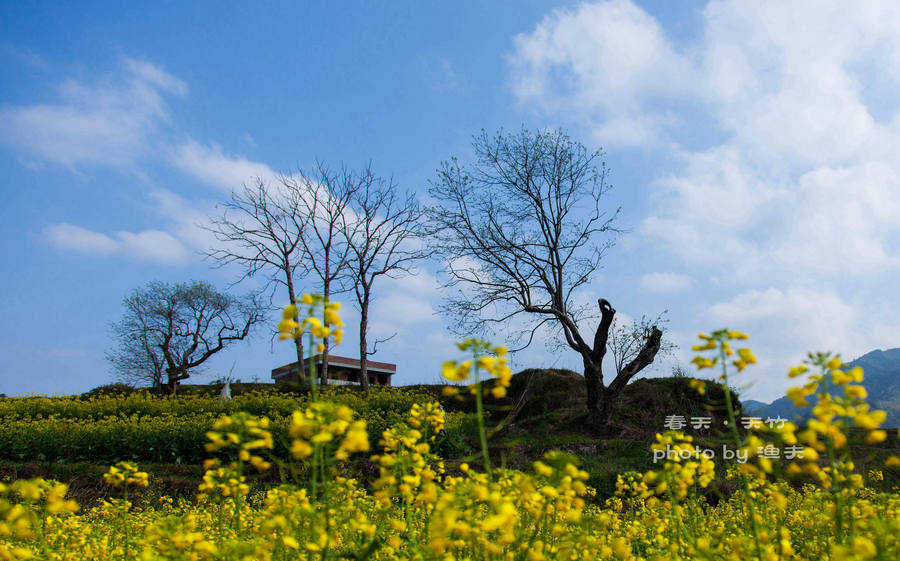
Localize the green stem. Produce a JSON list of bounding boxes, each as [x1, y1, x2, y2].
[[234, 461, 244, 534], [321, 479, 331, 561], [719, 341, 763, 561], [665, 485, 691, 548], [473, 361, 491, 477], [403, 495, 415, 548], [122, 485, 130, 561], [515, 505, 548, 561], [311, 443, 320, 502], [37, 502, 48, 558], [309, 330, 318, 402], [819, 370, 848, 541]]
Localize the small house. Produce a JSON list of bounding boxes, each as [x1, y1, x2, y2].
[[271, 355, 396, 386]]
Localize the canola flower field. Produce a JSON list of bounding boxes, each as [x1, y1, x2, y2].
[[2, 296, 900, 560], [0, 386, 459, 464]]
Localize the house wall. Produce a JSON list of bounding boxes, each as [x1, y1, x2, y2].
[[271, 358, 394, 386]]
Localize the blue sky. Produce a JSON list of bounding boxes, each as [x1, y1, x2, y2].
[[2, 1, 899, 402]]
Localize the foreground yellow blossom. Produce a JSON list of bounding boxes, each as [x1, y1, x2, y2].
[[2, 322, 900, 560]]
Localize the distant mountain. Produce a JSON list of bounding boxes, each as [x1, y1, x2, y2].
[[743, 348, 900, 428], [740, 399, 770, 416]]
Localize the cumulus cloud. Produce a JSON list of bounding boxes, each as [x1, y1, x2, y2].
[[705, 286, 864, 400], [369, 271, 443, 333], [640, 272, 692, 293], [0, 57, 186, 168], [509, 0, 698, 145], [44, 223, 190, 265], [510, 0, 900, 278], [116, 230, 191, 264], [44, 223, 119, 255], [170, 140, 277, 192], [509, 0, 900, 399], [707, 287, 858, 351]]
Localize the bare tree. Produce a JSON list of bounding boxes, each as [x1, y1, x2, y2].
[[204, 179, 309, 381], [107, 281, 264, 395], [107, 321, 166, 390], [287, 162, 359, 386], [427, 128, 663, 431], [607, 313, 675, 378], [344, 166, 430, 390]]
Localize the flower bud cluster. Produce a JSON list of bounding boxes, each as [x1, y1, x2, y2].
[[288, 402, 370, 462], [102, 461, 149, 488], [278, 294, 344, 352], [204, 412, 273, 471], [441, 339, 512, 398]]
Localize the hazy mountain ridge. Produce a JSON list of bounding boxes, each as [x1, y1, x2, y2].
[[743, 348, 900, 428]]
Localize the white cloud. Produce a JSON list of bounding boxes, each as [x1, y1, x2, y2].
[[123, 58, 188, 98], [705, 286, 863, 401], [44, 223, 189, 265], [640, 272, 692, 293], [512, 1, 900, 279], [643, 149, 900, 281], [707, 287, 858, 350], [116, 230, 190, 264], [170, 140, 276, 192], [372, 293, 437, 326], [147, 189, 218, 251], [44, 223, 119, 255], [418, 56, 468, 93], [509, 0, 900, 400], [770, 163, 900, 273], [369, 271, 442, 333], [1, 44, 50, 70], [0, 57, 186, 168], [509, 0, 697, 145]]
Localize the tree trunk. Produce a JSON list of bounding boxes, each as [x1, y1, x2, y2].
[[320, 283, 330, 387], [582, 299, 615, 431], [294, 329, 306, 382], [583, 299, 664, 433], [286, 282, 305, 383], [584, 361, 612, 428], [166, 370, 186, 397], [359, 302, 370, 391]]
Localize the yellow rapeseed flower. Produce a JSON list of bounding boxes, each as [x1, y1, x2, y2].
[[441, 360, 471, 382], [689, 379, 706, 395]]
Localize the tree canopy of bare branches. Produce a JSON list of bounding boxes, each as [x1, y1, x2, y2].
[[285, 162, 359, 386], [107, 280, 263, 395], [607, 313, 675, 378], [427, 128, 663, 431], [205, 162, 422, 389], [343, 166, 430, 389], [205, 179, 309, 380]]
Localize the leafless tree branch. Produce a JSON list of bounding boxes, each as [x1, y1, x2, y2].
[[107, 281, 263, 395], [342, 164, 431, 389], [426, 128, 663, 431], [203, 177, 309, 380]]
